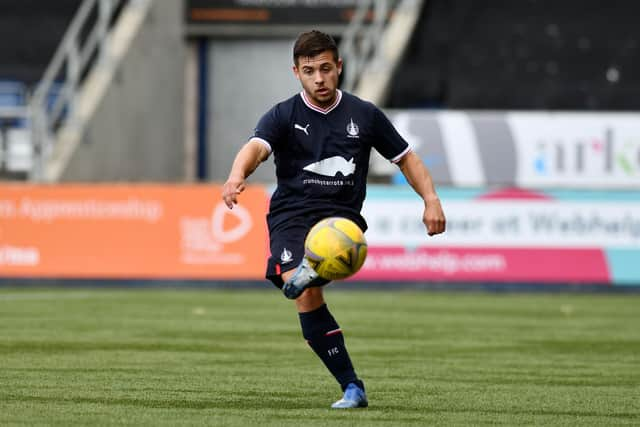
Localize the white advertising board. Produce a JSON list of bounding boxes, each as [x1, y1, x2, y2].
[[385, 111, 640, 189]]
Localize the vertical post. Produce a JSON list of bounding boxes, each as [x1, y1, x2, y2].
[[0, 120, 5, 173], [197, 38, 209, 181], [29, 102, 48, 181]]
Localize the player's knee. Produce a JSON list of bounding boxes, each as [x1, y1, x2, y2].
[[295, 287, 325, 311]]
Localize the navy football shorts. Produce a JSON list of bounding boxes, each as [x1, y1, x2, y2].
[[265, 216, 315, 289], [265, 213, 366, 289]]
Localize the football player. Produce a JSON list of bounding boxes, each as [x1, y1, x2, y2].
[[222, 30, 445, 408]]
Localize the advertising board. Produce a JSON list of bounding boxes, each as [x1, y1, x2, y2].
[[356, 187, 640, 285], [387, 111, 640, 189], [0, 185, 268, 279], [2, 184, 637, 286]]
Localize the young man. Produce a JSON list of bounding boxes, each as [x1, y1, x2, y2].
[[222, 30, 445, 409]]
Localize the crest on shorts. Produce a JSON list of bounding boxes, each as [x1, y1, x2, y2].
[[280, 248, 293, 264]]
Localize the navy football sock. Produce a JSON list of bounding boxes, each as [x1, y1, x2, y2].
[[299, 304, 362, 391]]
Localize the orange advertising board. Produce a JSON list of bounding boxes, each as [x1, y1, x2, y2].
[[0, 185, 269, 279]]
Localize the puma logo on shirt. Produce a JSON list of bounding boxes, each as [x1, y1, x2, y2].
[[294, 123, 310, 136]]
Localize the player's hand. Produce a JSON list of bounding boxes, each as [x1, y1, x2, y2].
[[423, 197, 446, 236], [222, 177, 246, 209]]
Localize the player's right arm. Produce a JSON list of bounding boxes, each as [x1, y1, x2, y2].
[[222, 139, 270, 209]]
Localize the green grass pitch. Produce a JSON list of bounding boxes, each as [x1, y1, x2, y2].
[[1, 287, 639, 426]]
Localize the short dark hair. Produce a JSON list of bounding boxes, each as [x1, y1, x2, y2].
[[293, 30, 339, 66]]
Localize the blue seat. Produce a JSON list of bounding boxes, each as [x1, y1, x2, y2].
[[0, 80, 26, 107], [0, 80, 29, 128], [5, 127, 33, 172]]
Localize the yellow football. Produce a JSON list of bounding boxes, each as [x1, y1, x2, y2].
[[304, 217, 368, 281]]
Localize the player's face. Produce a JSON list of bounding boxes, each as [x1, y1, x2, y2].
[[293, 51, 342, 108]]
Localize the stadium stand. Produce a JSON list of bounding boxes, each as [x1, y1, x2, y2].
[[1, 0, 637, 181], [4, 128, 32, 173], [0, 0, 168, 182], [387, 0, 640, 110], [0, 80, 29, 176], [0, 0, 82, 84], [0, 79, 27, 123], [0, 1, 80, 177], [0, 80, 26, 107]]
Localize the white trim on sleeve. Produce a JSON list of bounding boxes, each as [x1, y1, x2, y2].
[[390, 146, 412, 163], [249, 137, 272, 154]]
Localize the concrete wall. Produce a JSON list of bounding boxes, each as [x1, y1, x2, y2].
[[60, 0, 185, 182]]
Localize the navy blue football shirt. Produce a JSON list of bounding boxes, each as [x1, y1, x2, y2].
[[251, 89, 410, 232]]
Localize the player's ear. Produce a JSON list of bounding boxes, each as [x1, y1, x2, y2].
[[337, 58, 343, 75], [292, 65, 300, 80]]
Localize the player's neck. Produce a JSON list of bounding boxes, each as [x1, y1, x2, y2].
[[301, 89, 342, 113]]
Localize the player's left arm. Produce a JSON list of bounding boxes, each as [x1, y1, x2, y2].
[[397, 151, 446, 236]]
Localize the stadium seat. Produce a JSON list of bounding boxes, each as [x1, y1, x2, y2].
[[0, 129, 4, 169], [0, 80, 28, 128], [5, 127, 33, 172], [0, 80, 26, 107]]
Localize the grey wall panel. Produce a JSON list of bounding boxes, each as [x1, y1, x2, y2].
[[207, 39, 299, 183]]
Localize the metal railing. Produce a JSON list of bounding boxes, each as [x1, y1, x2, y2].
[[29, 0, 126, 180], [339, 0, 391, 93]]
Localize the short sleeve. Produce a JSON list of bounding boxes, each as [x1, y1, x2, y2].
[[251, 104, 286, 153], [371, 107, 411, 163]]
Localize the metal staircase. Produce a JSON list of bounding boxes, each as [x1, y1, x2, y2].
[[340, 0, 425, 105], [28, 0, 153, 181]]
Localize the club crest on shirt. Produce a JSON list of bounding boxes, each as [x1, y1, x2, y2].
[[346, 118, 360, 138], [280, 247, 293, 264]]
